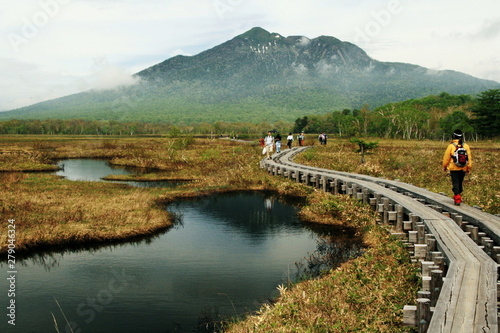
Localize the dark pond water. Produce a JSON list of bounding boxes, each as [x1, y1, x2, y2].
[[0, 192, 361, 333], [55, 159, 180, 188]]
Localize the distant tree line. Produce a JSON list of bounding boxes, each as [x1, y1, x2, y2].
[[1, 89, 498, 139], [0, 118, 287, 138], [293, 90, 500, 140], [0, 119, 170, 136]]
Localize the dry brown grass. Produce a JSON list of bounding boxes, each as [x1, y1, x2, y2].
[[296, 139, 500, 214], [0, 173, 171, 254]]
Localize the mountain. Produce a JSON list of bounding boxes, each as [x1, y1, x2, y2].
[[1, 27, 499, 124]]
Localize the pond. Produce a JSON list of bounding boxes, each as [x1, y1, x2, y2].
[[55, 159, 181, 188], [0, 192, 362, 333]]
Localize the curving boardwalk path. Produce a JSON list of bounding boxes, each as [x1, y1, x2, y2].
[[262, 146, 499, 333]]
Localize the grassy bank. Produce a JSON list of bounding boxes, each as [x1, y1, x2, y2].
[[2, 172, 171, 253]]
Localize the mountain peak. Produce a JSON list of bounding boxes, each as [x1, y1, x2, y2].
[[236, 27, 283, 43], [2, 28, 498, 124]]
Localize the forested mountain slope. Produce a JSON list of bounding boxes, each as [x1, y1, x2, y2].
[[1, 27, 498, 124]]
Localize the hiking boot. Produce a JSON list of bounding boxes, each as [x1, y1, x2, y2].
[[454, 194, 462, 206]]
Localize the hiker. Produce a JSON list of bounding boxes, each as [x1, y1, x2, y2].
[[442, 129, 472, 205], [318, 133, 328, 145], [264, 131, 275, 159], [297, 132, 305, 146], [286, 133, 294, 149], [275, 133, 282, 153]]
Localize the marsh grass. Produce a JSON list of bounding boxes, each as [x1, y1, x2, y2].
[[295, 139, 500, 214], [0, 173, 171, 254]]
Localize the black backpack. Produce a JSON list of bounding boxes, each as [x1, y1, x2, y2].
[[452, 143, 468, 167]]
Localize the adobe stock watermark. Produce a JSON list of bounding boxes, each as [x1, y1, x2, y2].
[[55, 268, 135, 333], [7, 0, 72, 54], [213, 0, 243, 19], [353, 0, 408, 44], [6, 219, 17, 327]]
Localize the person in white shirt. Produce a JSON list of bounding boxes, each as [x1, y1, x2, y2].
[[286, 133, 294, 149], [297, 132, 305, 146], [264, 131, 274, 159]]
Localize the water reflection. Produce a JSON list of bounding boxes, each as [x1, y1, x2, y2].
[[56, 159, 134, 181], [168, 192, 308, 240], [11, 231, 170, 271], [264, 196, 274, 210], [296, 234, 364, 279], [55, 159, 181, 188]]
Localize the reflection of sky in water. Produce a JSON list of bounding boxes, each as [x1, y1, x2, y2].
[[0, 192, 347, 333], [56, 159, 132, 181], [55, 159, 179, 188]]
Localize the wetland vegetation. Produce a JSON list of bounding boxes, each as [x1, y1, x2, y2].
[[1, 134, 498, 332], [295, 139, 500, 215]]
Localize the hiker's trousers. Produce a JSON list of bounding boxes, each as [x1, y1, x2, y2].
[[450, 170, 466, 195]]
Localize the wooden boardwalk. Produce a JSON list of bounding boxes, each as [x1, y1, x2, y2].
[[262, 146, 498, 333]]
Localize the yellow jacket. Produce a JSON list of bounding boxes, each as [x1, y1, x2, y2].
[[442, 139, 472, 172]]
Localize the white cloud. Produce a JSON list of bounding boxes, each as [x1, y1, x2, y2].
[[0, 57, 82, 109], [343, 0, 500, 81], [78, 62, 141, 91], [297, 37, 311, 47]]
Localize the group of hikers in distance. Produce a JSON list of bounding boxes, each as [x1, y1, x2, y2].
[[260, 128, 472, 207], [260, 131, 306, 159]]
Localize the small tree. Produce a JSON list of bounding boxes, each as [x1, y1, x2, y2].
[[439, 110, 474, 137], [293, 116, 308, 133], [168, 126, 181, 138], [350, 138, 379, 164], [471, 89, 500, 138]]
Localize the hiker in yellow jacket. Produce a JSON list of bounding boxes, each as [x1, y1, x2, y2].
[[442, 129, 472, 205]]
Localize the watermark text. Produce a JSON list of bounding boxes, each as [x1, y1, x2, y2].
[[6, 219, 17, 326], [7, 0, 72, 53]]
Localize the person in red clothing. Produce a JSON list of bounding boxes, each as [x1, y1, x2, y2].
[[442, 129, 472, 205]]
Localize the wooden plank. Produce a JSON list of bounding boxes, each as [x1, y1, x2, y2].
[[473, 261, 497, 332]]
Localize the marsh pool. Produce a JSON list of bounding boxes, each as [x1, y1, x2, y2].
[[1, 185, 359, 332]]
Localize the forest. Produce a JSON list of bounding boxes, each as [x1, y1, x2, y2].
[[0, 89, 498, 139], [293, 90, 499, 140]]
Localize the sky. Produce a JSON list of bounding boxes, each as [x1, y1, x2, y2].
[[1, 0, 499, 111]]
